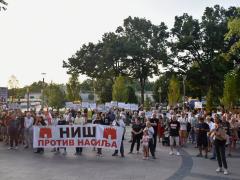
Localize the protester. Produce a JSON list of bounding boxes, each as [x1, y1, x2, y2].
[[150, 112, 159, 151], [141, 129, 149, 160], [157, 115, 164, 143], [93, 112, 105, 156], [169, 115, 181, 156], [74, 111, 86, 155], [112, 113, 125, 157], [178, 112, 188, 146], [55, 115, 67, 155], [229, 117, 239, 156], [34, 116, 46, 154], [24, 112, 34, 149], [196, 117, 210, 158], [129, 117, 143, 154], [8, 112, 20, 150], [145, 121, 156, 159], [213, 118, 229, 175]]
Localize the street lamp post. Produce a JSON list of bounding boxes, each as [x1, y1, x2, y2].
[[41, 73, 46, 109], [183, 75, 187, 109], [27, 87, 30, 111], [158, 86, 162, 104]]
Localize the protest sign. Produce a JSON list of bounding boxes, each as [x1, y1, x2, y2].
[[33, 124, 124, 150]]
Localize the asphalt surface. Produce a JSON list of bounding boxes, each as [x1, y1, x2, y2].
[[0, 127, 239, 180]]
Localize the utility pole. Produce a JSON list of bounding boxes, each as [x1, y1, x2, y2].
[[41, 73, 46, 109]]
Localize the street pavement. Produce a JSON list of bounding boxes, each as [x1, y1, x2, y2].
[[0, 127, 239, 180]]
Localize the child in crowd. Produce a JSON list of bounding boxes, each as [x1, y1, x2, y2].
[[141, 129, 149, 160]]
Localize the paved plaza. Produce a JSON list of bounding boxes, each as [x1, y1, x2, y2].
[[0, 128, 239, 180]]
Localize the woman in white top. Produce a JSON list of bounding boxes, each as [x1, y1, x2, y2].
[[145, 121, 156, 159], [178, 112, 188, 146]]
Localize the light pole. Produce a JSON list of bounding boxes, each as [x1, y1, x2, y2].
[[41, 73, 46, 109], [27, 87, 30, 111], [183, 75, 187, 109], [158, 86, 162, 104]]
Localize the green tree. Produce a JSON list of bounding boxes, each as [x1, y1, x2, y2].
[[8, 75, 19, 102], [125, 86, 138, 103], [0, 0, 7, 11], [206, 87, 214, 112], [45, 84, 65, 109], [88, 93, 94, 101], [171, 5, 237, 99], [144, 95, 152, 111], [168, 75, 180, 106], [222, 71, 238, 110], [63, 33, 127, 81], [223, 8, 240, 63], [94, 78, 113, 103], [80, 79, 93, 93], [66, 73, 81, 102], [116, 16, 169, 104], [112, 76, 127, 102], [153, 73, 170, 103]]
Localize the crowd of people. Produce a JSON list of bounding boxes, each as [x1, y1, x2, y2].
[[0, 106, 239, 175]]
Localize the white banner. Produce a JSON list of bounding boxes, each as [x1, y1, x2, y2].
[[33, 125, 124, 149], [194, 102, 202, 109]]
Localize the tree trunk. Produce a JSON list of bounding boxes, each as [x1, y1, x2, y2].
[[140, 78, 145, 105]]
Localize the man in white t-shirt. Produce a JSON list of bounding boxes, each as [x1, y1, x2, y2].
[[24, 112, 34, 149], [178, 112, 188, 146]]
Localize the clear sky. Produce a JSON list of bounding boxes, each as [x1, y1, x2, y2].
[[0, 0, 239, 87]]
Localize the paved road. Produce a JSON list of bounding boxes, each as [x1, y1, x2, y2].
[[0, 127, 239, 180]]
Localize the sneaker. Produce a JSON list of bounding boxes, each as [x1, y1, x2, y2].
[[216, 167, 223, 172], [176, 152, 180, 156], [8, 147, 13, 150], [152, 156, 156, 159], [128, 151, 133, 154], [74, 152, 79, 155], [136, 151, 140, 154], [24, 145, 29, 149], [223, 169, 229, 175], [196, 154, 203, 157], [142, 157, 146, 160], [169, 151, 174, 155], [112, 153, 118, 156], [14, 146, 18, 150]]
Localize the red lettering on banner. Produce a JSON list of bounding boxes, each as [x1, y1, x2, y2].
[[50, 140, 56, 146], [106, 142, 110, 147], [63, 140, 68, 146], [38, 140, 44, 146], [91, 139, 96, 146], [69, 140, 74, 146], [95, 140, 101, 146], [101, 140, 107, 146], [111, 141, 117, 148], [45, 140, 50, 146], [78, 139, 84, 146], [85, 139, 90, 146], [56, 140, 61, 146]]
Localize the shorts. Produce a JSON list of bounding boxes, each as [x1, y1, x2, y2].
[[170, 136, 179, 146], [179, 130, 187, 138], [197, 136, 208, 148]]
